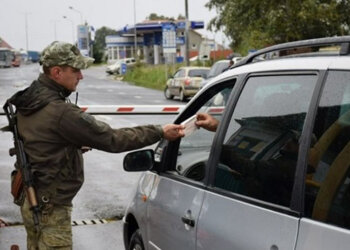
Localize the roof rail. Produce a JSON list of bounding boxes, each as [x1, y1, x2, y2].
[[232, 36, 350, 69]]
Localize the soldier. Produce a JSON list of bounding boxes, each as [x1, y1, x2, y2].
[[7, 41, 184, 249]]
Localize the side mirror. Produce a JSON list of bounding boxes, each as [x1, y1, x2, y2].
[[123, 149, 155, 172]]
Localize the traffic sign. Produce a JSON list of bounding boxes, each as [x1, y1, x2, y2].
[[121, 63, 127, 75]]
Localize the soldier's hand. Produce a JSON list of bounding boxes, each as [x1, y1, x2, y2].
[[162, 124, 185, 141]]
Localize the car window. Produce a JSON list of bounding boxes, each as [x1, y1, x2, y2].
[[214, 74, 317, 207], [188, 69, 209, 78], [208, 61, 229, 78], [159, 83, 235, 183], [174, 69, 185, 78], [305, 71, 350, 230]]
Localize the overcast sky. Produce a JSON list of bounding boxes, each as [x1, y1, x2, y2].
[[0, 0, 228, 51]]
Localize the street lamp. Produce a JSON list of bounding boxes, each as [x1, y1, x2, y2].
[[63, 16, 75, 44], [24, 12, 30, 51], [50, 20, 60, 41], [68, 6, 83, 24]]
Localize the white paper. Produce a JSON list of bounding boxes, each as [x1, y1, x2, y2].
[[181, 115, 198, 137]]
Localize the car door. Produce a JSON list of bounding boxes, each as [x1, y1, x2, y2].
[[168, 69, 185, 96], [145, 81, 236, 250], [197, 73, 319, 250], [296, 70, 350, 250]]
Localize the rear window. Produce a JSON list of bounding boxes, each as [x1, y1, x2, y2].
[[188, 69, 209, 78], [208, 61, 229, 77]]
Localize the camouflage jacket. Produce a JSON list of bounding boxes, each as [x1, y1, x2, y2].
[[9, 73, 163, 205]]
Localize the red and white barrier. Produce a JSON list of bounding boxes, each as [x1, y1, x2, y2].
[[79, 105, 186, 115], [0, 105, 225, 115]]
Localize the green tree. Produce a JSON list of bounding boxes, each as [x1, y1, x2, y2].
[[146, 13, 185, 21], [206, 0, 350, 54], [92, 26, 118, 63], [147, 13, 175, 21]]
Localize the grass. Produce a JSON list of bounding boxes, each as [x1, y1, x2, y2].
[[121, 60, 213, 90], [122, 64, 178, 90]]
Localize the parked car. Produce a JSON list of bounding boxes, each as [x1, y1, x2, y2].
[[200, 59, 230, 88], [164, 66, 210, 102], [123, 36, 350, 250], [106, 57, 136, 74]]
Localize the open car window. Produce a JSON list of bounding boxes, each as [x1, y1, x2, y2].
[[155, 81, 235, 183]]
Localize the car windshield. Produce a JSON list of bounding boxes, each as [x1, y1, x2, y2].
[[188, 69, 209, 78], [208, 61, 229, 78]]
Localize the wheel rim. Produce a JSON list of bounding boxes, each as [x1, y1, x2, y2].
[[180, 89, 185, 101], [165, 87, 171, 99]]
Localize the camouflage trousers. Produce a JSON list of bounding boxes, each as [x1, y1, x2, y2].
[[21, 198, 72, 250]]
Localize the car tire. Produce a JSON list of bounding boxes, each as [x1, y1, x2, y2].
[[164, 86, 174, 99], [129, 229, 144, 250], [179, 89, 186, 102]]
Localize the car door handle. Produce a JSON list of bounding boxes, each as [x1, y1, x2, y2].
[[181, 216, 195, 227]]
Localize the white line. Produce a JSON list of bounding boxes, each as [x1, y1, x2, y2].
[[149, 241, 162, 250]]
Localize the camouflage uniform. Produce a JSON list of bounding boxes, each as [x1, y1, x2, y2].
[[8, 41, 164, 249]]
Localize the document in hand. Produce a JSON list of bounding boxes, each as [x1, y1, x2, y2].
[[181, 115, 198, 137]]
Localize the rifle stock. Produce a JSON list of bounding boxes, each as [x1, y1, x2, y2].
[[3, 100, 40, 230]]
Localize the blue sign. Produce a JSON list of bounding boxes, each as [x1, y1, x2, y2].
[[121, 63, 127, 75], [176, 37, 185, 45], [162, 23, 176, 53]]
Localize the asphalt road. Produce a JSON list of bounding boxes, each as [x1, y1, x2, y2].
[[0, 63, 181, 249]]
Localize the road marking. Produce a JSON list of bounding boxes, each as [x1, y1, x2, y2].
[[72, 219, 109, 226], [2, 218, 121, 227]]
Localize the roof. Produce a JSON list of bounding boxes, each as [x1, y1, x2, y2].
[[118, 20, 204, 34], [179, 66, 210, 70], [0, 37, 13, 49], [202, 56, 350, 91], [200, 35, 350, 91]]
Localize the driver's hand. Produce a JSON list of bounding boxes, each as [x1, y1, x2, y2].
[[195, 113, 219, 132]]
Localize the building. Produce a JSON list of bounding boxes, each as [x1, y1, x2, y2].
[[0, 37, 13, 49], [106, 20, 211, 64]]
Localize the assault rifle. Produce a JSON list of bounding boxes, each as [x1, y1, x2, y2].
[[3, 100, 40, 230]]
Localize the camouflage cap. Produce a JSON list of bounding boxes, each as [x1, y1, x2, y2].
[[39, 41, 94, 69]]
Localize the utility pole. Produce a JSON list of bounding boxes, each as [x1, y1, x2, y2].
[[133, 0, 137, 59], [24, 12, 29, 51], [185, 0, 189, 66]]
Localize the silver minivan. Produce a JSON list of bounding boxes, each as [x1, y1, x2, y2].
[[122, 36, 350, 250]]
